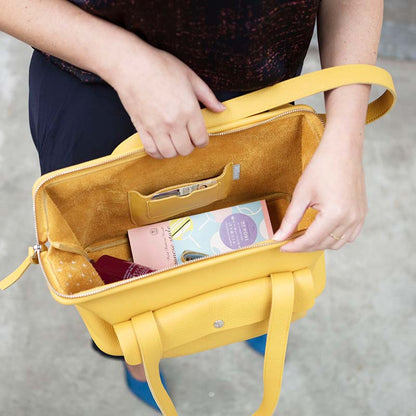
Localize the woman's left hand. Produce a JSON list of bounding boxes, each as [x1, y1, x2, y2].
[[273, 123, 367, 252]]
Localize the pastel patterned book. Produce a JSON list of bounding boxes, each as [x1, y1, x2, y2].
[[128, 200, 273, 270]]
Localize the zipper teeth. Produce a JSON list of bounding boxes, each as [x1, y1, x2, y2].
[[85, 238, 129, 254], [208, 108, 316, 136], [38, 240, 279, 299], [32, 107, 315, 299]]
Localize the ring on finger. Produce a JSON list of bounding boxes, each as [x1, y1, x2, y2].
[[329, 232, 345, 241]]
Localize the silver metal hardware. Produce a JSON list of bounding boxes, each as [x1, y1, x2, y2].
[[33, 244, 42, 253], [214, 320, 224, 329]]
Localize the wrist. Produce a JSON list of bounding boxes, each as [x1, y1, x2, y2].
[[92, 28, 153, 86], [320, 122, 365, 159], [324, 84, 370, 132]]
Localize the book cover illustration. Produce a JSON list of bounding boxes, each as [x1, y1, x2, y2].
[[128, 200, 273, 270]]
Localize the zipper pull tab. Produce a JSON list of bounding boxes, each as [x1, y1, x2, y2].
[[0, 244, 44, 290]]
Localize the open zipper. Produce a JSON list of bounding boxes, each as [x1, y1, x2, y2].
[[37, 231, 305, 300], [29, 106, 316, 298]]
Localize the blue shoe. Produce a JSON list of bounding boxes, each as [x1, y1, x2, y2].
[[246, 334, 267, 355], [124, 363, 168, 412]]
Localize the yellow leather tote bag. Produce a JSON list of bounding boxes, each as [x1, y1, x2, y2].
[[1, 65, 396, 416]]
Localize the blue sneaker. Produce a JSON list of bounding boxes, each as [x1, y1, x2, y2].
[[245, 334, 267, 355], [124, 363, 168, 412]]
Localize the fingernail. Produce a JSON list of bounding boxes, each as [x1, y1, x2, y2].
[[218, 103, 226, 110], [273, 230, 284, 241]]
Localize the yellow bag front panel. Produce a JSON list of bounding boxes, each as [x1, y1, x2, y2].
[[71, 251, 325, 359]]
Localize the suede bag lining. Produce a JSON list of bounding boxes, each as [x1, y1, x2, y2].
[[40, 110, 323, 295]]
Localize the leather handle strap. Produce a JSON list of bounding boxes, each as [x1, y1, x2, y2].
[[114, 314, 177, 416], [113, 271, 296, 416], [253, 272, 294, 415], [132, 312, 178, 415], [202, 64, 396, 129]]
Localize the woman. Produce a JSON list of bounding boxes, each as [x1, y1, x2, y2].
[[0, 0, 383, 411]]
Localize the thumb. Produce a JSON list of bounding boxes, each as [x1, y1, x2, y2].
[[189, 73, 226, 113], [273, 193, 310, 241]]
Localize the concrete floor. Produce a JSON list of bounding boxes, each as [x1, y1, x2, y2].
[[0, 35, 415, 416]]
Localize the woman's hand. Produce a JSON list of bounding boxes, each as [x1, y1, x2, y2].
[[273, 122, 367, 252], [0, 0, 226, 160], [104, 40, 226, 159], [283, 0, 383, 253]]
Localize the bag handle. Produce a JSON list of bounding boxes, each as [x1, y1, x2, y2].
[[114, 271, 296, 416], [202, 64, 396, 129], [112, 64, 396, 156]]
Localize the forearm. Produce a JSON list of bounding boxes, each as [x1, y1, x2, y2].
[[317, 0, 383, 151], [0, 0, 149, 84]]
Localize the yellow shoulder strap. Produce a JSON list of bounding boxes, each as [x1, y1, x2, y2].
[[252, 272, 295, 416], [202, 64, 396, 129]]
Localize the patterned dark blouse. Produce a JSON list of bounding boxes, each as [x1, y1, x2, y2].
[[44, 0, 320, 91]]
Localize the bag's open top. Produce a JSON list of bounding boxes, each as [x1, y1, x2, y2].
[[32, 104, 323, 297]]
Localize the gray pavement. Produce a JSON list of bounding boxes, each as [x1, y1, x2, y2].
[[0, 35, 415, 416]]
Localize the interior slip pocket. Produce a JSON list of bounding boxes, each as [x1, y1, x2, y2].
[[128, 162, 236, 226]]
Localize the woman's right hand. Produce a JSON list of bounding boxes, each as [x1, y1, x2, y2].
[[1, 0, 225, 159], [102, 40, 226, 159]]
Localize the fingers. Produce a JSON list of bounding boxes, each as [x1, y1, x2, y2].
[[278, 210, 338, 252], [135, 127, 163, 159], [277, 208, 365, 253], [144, 132, 191, 159], [348, 222, 364, 243], [117, 51, 224, 159], [187, 112, 209, 148], [273, 190, 310, 242], [169, 127, 194, 156], [280, 217, 343, 252], [134, 90, 219, 159], [189, 72, 226, 113], [137, 113, 207, 158]]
